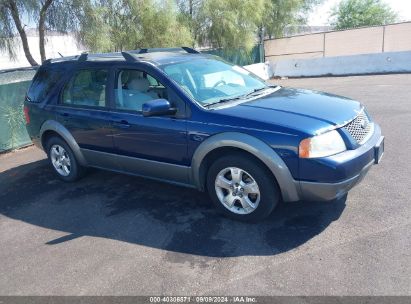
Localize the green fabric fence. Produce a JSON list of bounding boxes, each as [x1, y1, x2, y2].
[[0, 68, 37, 152], [202, 44, 264, 66]]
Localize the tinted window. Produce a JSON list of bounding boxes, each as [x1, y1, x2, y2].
[[27, 68, 62, 102], [115, 70, 167, 112], [62, 69, 108, 107]]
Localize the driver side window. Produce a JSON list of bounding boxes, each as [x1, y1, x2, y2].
[[115, 70, 168, 112]]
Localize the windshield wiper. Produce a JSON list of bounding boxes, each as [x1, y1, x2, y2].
[[205, 86, 273, 108], [243, 86, 270, 98], [205, 96, 243, 107]]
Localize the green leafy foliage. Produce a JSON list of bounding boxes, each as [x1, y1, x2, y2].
[[0, 0, 92, 65], [78, 0, 193, 52], [176, 0, 322, 50], [176, 0, 203, 44], [0, 0, 39, 60], [331, 0, 398, 30], [1, 0, 324, 65], [196, 0, 265, 51], [263, 0, 323, 39]]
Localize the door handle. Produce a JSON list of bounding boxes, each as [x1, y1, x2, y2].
[[112, 120, 131, 128]]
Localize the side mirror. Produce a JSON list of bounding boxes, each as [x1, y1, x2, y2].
[[142, 99, 176, 117]]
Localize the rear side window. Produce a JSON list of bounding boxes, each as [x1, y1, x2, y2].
[[62, 69, 108, 107], [27, 68, 61, 102]]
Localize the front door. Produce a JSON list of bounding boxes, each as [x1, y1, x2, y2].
[[110, 67, 189, 183]]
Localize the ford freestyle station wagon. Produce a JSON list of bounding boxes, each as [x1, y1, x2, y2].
[[24, 47, 384, 222]]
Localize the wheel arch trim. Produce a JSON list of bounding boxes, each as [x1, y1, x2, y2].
[[190, 132, 300, 202], [39, 120, 88, 166]]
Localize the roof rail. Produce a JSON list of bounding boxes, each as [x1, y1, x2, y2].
[[121, 51, 139, 62], [182, 47, 200, 54], [78, 52, 88, 62], [43, 55, 79, 66], [121, 46, 199, 62], [43, 47, 201, 65], [137, 47, 200, 54], [43, 59, 52, 65]]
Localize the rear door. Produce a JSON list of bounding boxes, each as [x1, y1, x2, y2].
[[55, 67, 115, 157]]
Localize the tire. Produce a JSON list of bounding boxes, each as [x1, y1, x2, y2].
[[46, 136, 85, 182], [206, 153, 280, 222]]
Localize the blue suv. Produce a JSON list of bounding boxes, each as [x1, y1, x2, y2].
[[24, 47, 384, 222]]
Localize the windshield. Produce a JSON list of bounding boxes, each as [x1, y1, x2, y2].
[[160, 58, 268, 106]]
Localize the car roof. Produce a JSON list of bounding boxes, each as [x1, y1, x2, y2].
[[42, 48, 214, 68]]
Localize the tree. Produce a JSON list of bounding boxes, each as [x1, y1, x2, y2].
[[263, 0, 324, 39], [1, 0, 323, 66], [0, 0, 88, 66], [0, 0, 41, 65], [330, 0, 397, 30], [79, 0, 193, 52], [196, 0, 265, 51], [176, 0, 203, 45]]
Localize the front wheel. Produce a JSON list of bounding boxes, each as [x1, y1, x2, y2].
[[206, 154, 280, 222]]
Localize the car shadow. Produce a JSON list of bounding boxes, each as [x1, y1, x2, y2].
[[0, 159, 346, 257]]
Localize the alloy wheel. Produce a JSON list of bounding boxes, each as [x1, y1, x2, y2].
[[50, 144, 71, 176], [214, 167, 260, 215]]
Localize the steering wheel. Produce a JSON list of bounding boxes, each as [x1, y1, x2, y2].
[[213, 80, 227, 88]]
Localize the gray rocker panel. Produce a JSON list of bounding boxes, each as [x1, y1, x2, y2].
[[81, 148, 192, 187]]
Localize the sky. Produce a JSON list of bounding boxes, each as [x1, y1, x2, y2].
[[308, 0, 411, 25]]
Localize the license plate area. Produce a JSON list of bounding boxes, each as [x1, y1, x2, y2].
[[374, 136, 384, 164]]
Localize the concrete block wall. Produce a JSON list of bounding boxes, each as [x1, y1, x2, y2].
[[265, 22, 411, 77], [265, 33, 324, 63], [384, 23, 411, 52], [273, 51, 411, 77], [324, 27, 384, 57]]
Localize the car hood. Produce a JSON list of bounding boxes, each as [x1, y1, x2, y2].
[[213, 87, 362, 135]]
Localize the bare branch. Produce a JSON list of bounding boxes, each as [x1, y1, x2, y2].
[[7, 0, 38, 66], [39, 0, 53, 62]]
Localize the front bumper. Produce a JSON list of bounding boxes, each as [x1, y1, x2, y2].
[[297, 124, 384, 201]]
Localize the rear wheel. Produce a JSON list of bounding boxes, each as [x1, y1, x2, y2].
[[46, 136, 84, 182], [206, 154, 280, 222]]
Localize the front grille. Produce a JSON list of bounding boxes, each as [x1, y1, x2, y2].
[[343, 110, 373, 144]]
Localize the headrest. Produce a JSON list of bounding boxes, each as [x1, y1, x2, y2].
[[94, 70, 107, 84], [128, 77, 150, 91]]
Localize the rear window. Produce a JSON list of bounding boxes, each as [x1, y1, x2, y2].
[[27, 68, 62, 103]]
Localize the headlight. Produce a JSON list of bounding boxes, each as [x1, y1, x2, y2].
[[299, 130, 346, 158]]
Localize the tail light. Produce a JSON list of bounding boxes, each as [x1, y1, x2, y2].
[[23, 105, 30, 124]]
